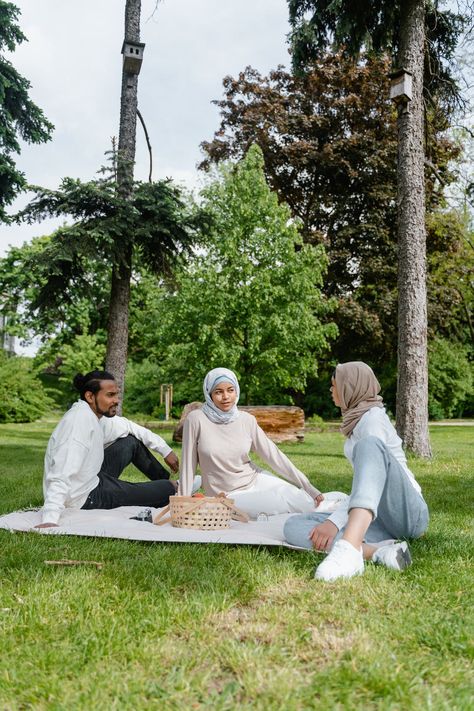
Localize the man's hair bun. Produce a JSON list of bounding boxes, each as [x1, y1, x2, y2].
[[73, 370, 115, 400]]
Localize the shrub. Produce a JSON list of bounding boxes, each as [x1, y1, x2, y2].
[[57, 334, 106, 388], [124, 359, 166, 416], [428, 338, 473, 419], [0, 353, 52, 422]]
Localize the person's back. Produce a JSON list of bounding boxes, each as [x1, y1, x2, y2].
[[284, 361, 429, 580]]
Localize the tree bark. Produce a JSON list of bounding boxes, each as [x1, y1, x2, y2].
[[105, 250, 132, 399], [105, 0, 141, 411], [395, 0, 431, 457]]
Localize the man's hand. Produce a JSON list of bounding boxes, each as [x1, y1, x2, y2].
[[35, 522, 59, 529], [309, 520, 338, 551], [164, 452, 179, 473]]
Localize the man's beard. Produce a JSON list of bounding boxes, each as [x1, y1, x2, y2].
[[93, 397, 117, 418], [102, 409, 117, 418]]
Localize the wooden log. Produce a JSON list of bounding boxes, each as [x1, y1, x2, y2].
[[240, 405, 305, 443], [173, 403, 304, 443], [172, 402, 202, 442]]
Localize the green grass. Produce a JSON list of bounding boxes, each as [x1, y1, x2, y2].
[[0, 420, 473, 710]]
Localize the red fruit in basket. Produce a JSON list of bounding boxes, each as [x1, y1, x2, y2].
[[192, 492, 205, 498]]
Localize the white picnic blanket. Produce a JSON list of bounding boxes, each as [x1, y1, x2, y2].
[[0, 492, 348, 548], [0, 507, 295, 546]]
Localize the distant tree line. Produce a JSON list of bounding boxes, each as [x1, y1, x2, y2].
[[0, 1, 472, 426]]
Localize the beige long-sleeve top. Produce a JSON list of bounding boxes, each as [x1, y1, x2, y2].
[[179, 409, 321, 499]]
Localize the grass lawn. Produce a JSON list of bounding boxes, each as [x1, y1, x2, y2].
[[0, 418, 472, 710]]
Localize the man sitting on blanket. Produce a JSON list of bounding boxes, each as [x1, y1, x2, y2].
[[37, 370, 179, 528]]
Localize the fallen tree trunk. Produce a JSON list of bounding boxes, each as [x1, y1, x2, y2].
[[173, 403, 305, 443]]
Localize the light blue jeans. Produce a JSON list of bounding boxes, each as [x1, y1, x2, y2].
[[284, 436, 429, 549]]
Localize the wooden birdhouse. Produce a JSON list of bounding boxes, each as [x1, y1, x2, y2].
[[121, 40, 145, 75], [389, 69, 413, 105]]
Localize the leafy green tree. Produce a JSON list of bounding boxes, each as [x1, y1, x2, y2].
[[0, 234, 110, 346], [0, 351, 52, 423], [123, 358, 168, 417], [14, 174, 201, 404], [200, 54, 459, 373], [428, 337, 473, 419], [287, 0, 467, 455], [0, 1, 53, 220], [427, 209, 474, 346], [56, 333, 107, 388], [144, 145, 337, 404]]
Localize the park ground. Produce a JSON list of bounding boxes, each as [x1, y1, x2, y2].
[[0, 419, 472, 710]]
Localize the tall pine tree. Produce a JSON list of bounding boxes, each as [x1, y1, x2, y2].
[[0, 1, 53, 221]]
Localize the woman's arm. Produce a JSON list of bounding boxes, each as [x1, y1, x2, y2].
[[178, 414, 199, 496], [251, 419, 322, 499]]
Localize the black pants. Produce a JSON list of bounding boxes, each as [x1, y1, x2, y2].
[[82, 435, 175, 510]]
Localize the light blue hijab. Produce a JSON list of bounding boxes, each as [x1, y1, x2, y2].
[[201, 367, 240, 424]]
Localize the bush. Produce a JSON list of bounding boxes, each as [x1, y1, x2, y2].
[[35, 332, 107, 400], [428, 338, 473, 419], [0, 353, 53, 423], [124, 359, 166, 416], [57, 333, 106, 389]]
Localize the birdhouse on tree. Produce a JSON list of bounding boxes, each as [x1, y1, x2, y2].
[[389, 69, 413, 105], [121, 40, 145, 75]]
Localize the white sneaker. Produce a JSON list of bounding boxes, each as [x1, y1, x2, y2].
[[314, 539, 364, 581], [372, 541, 412, 571], [175, 475, 202, 495]]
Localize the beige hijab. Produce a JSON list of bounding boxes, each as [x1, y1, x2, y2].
[[335, 362, 384, 437]]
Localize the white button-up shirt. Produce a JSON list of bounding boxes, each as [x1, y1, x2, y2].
[[41, 400, 172, 524]]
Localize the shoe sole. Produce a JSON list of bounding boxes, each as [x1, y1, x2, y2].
[[395, 542, 412, 570], [314, 569, 364, 581], [314, 565, 364, 581]]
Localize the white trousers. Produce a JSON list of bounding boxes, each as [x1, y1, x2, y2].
[[230, 471, 316, 519]]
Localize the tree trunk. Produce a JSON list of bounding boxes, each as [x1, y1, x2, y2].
[[105, 0, 141, 411], [105, 250, 132, 396], [395, 0, 431, 457]]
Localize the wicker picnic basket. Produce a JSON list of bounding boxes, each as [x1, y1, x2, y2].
[[153, 494, 249, 530]]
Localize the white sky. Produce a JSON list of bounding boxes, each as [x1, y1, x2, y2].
[[1, 0, 291, 257]]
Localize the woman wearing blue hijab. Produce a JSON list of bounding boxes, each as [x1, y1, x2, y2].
[[179, 367, 323, 518]]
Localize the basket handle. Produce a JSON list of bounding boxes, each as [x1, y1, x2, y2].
[[175, 498, 208, 518], [217, 495, 250, 523], [153, 497, 207, 526], [153, 504, 171, 526]]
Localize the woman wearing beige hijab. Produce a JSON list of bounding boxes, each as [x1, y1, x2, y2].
[[284, 362, 429, 581]]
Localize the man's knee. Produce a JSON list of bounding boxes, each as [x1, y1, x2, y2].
[[101, 435, 142, 478], [152, 479, 176, 507], [162, 480, 176, 496], [106, 434, 138, 456]]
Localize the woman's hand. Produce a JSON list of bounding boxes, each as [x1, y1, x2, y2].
[[314, 493, 324, 506], [309, 520, 338, 551]]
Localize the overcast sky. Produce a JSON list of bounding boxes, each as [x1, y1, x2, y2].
[[1, 0, 292, 257]]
